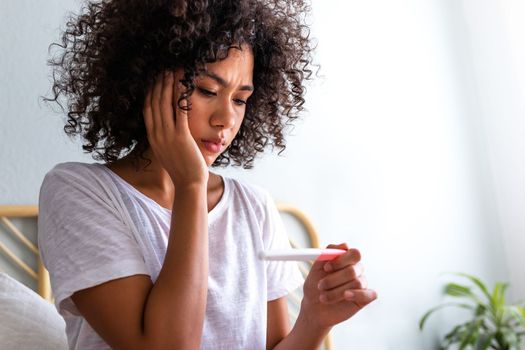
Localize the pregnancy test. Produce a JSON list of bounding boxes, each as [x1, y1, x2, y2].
[[258, 248, 346, 261]]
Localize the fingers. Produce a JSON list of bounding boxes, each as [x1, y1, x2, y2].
[[160, 72, 175, 133], [171, 72, 190, 134], [174, 88, 189, 135], [316, 243, 375, 304], [317, 263, 365, 291], [143, 88, 154, 140], [311, 244, 359, 276], [150, 73, 163, 136], [320, 287, 377, 305], [144, 71, 181, 141], [327, 243, 348, 250], [323, 246, 361, 273], [317, 263, 368, 304], [310, 244, 346, 271]]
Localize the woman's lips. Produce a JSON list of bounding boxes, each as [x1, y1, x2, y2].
[[202, 140, 224, 153]]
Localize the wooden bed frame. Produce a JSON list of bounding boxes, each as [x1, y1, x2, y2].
[[0, 203, 332, 350], [0, 205, 52, 302], [276, 203, 333, 350]]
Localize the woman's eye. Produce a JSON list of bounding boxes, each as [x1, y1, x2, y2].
[[197, 86, 247, 105], [197, 87, 216, 97]]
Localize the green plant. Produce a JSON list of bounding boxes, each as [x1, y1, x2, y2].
[[419, 273, 525, 350]]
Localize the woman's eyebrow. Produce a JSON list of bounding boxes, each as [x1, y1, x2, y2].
[[200, 71, 254, 91]]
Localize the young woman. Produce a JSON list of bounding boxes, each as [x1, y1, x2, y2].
[[38, 0, 377, 349]]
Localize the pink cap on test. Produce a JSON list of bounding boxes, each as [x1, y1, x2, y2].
[[317, 249, 346, 261]]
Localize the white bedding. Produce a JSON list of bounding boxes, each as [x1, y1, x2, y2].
[[0, 272, 67, 350]]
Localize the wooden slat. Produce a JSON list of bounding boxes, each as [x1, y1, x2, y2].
[[0, 205, 38, 217], [277, 203, 320, 248], [0, 240, 38, 279], [38, 258, 53, 302], [1, 217, 39, 254], [0, 205, 54, 302]]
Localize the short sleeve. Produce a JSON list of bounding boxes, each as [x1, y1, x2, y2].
[[261, 192, 304, 301], [37, 164, 149, 316]]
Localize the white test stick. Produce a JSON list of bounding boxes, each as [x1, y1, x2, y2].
[[258, 248, 346, 261]]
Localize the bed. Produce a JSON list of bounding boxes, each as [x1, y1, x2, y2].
[[0, 205, 67, 349]]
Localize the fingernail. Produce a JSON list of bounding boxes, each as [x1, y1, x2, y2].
[[324, 263, 333, 272], [344, 290, 354, 300], [317, 281, 325, 290], [319, 294, 327, 303]]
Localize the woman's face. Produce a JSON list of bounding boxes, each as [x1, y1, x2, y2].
[[183, 47, 254, 166]]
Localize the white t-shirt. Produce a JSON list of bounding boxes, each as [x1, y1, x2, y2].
[[38, 162, 303, 350]]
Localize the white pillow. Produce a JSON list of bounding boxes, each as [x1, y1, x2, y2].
[[0, 272, 68, 350]]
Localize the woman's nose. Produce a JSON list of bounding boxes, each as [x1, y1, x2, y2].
[[210, 101, 236, 129]]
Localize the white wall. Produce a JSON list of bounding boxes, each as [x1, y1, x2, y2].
[[1, 1, 522, 349], [459, 0, 525, 303], [1, 0, 92, 206]]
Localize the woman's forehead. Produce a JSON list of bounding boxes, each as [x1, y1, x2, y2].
[[208, 45, 254, 69], [198, 48, 254, 86]]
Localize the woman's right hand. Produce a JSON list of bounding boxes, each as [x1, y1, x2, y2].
[[300, 244, 377, 329], [143, 70, 209, 187]]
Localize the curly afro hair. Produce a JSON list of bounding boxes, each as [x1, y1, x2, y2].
[[46, 0, 317, 168]]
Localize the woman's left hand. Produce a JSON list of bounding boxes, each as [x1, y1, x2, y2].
[[300, 243, 377, 330]]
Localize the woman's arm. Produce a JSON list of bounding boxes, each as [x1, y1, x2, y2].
[[71, 71, 210, 350], [142, 184, 209, 347], [266, 297, 330, 350], [266, 298, 292, 349]]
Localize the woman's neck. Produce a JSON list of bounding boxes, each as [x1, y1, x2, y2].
[[105, 149, 223, 211]]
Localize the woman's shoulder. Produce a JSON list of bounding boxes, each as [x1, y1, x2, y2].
[[43, 161, 106, 183], [40, 162, 112, 200], [46, 161, 101, 174], [39, 162, 125, 222]]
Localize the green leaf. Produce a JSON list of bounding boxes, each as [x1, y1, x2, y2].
[[491, 283, 509, 325], [492, 282, 508, 309], [445, 283, 478, 300], [508, 306, 525, 329], [443, 324, 468, 349], [456, 273, 492, 303], [475, 304, 488, 317], [419, 303, 474, 330], [444, 324, 465, 341], [513, 306, 525, 320], [500, 327, 518, 348], [459, 321, 480, 349], [475, 333, 494, 350]]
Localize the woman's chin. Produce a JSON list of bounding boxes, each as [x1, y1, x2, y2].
[[203, 154, 218, 167]]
